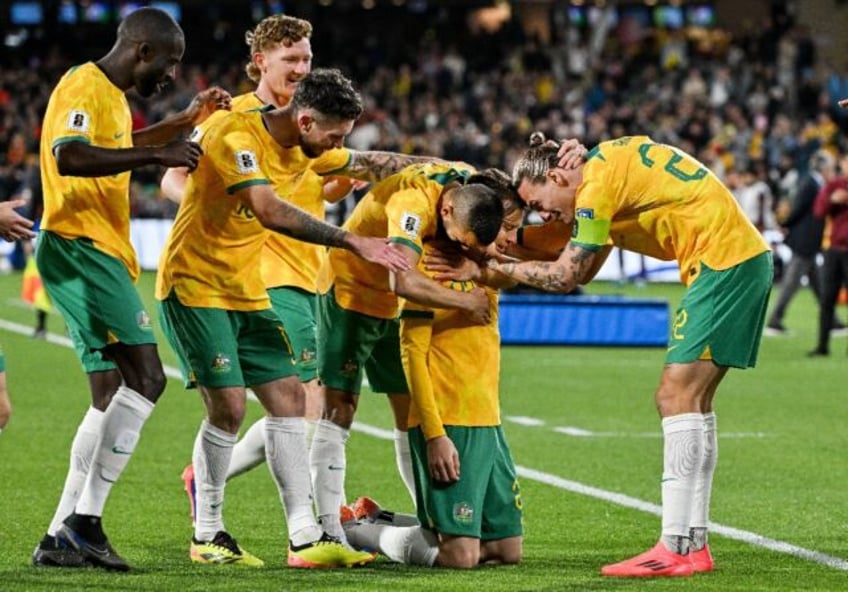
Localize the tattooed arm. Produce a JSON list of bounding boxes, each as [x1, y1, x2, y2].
[[339, 151, 444, 183], [236, 184, 409, 271], [487, 242, 604, 293]]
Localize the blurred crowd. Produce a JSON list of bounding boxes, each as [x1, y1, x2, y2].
[[2, 4, 848, 230]]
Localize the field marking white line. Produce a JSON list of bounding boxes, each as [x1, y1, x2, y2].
[[505, 415, 546, 427], [2, 319, 844, 571], [553, 426, 769, 439]]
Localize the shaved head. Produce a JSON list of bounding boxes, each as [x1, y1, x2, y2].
[[117, 7, 184, 48]]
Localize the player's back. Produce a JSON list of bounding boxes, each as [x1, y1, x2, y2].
[[319, 163, 473, 318], [578, 136, 768, 283]]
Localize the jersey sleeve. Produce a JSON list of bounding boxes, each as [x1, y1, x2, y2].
[[384, 188, 433, 256], [311, 148, 353, 175], [49, 76, 103, 151], [571, 170, 615, 252], [399, 316, 446, 440], [212, 127, 272, 194]]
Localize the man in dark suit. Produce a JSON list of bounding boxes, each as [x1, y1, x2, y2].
[[766, 150, 842, 335]]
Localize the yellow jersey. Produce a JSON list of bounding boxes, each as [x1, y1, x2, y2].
[[191, 92, 328, 292], [573, 136, 769, 285], [317, 163, 473, 318], [40, 62, 137, 278], [400, 262, 500, 440], [156, 109, 350, 309]]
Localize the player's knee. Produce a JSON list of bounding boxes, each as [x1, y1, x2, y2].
[[437, 545, 479, 569], [322, 391, 357, 427], [137, 366, 167, 402]]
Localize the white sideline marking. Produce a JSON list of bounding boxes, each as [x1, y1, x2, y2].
[[505, 415, 545, 427], [554, 426, 769, 439], [2, 319, 845, 571]]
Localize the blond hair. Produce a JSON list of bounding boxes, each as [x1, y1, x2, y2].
[[512, 132, 561, 185], [244, 15, 312, 83]]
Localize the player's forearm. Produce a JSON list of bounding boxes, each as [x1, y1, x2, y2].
[[477, 265, 517, 289], [264, 200, 349, 248], [55, 143, 160, 177], [394, 270, 474, 310], [132, 112, 194, 147], [160, 167, 189, 204], [343, 151, 442, 183], [488, 259, 580, 293]]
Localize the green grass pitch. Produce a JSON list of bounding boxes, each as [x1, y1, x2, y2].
[[1, 271, 846, 591]]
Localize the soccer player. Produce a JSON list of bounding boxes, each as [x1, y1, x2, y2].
[[488, 133, 772, 577], [310, 163, 504, 544], [160, 15, 352, 495], [31, 7, 231, 571], [156, 68, 447, 568], [342, 170, 525, 568]]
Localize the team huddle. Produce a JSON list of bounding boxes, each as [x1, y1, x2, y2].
[[15, 7, 771, 579]]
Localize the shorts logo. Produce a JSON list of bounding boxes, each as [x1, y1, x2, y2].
[[400, 212, 422, 239], [136, 310, 153, 331], [576, 208, 595, 219], [235, 150, 259, 174], [340, 359, 359, 377], [211, 353, 232, 374], [300, 349, 315, 364], [453, 501, 474, 525], [67, 110, 90, 133]]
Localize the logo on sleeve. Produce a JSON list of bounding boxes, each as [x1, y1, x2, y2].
[[67, 110, 90, 133], [189, 127, 203, 142], [235, 150, 259, 174], [400, 212, 422, 238], [576, 208, 595, 219]]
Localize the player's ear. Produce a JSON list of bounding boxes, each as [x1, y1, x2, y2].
[[253, 51, 266, 72], [547, 168, 570, 187], [137, 42, 153, 63], [297, 112, 313, 133]]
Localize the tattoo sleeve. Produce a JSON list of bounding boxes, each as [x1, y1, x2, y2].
[[272, 201, 349, 248], [344, 151, 441, 182], [493, 245, 597, 293]]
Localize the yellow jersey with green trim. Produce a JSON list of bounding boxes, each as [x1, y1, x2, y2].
[[190, 92, 328, 293], [399, 262, 500, 439], [40, 62, 137, 278], [317, 162, 473, 319], [574, 136, 769, 285], [155, 109, 351, 309]]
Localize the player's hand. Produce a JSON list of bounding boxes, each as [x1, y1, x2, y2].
[[184, 86, 232, 126], [0, 199, 35, 241], [427, 435, 460, 483], [839, 98, 848, 108], [322, 176, 369, 201], [424, 250, 481, 282], [348, 235, 411, 272], [157, 140, 203, 171], [556, 138, 588, 170], [463, 287, 491, 325]]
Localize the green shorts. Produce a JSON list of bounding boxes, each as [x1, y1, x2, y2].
[[317, 289, 408, 394], [67, 325, 117, 373], [269, 286, 318, 383], [410, 425, 524, 541], [667, 251, 772, 368], [35, 231, 156, 364], [159, 291, 297, 389]]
